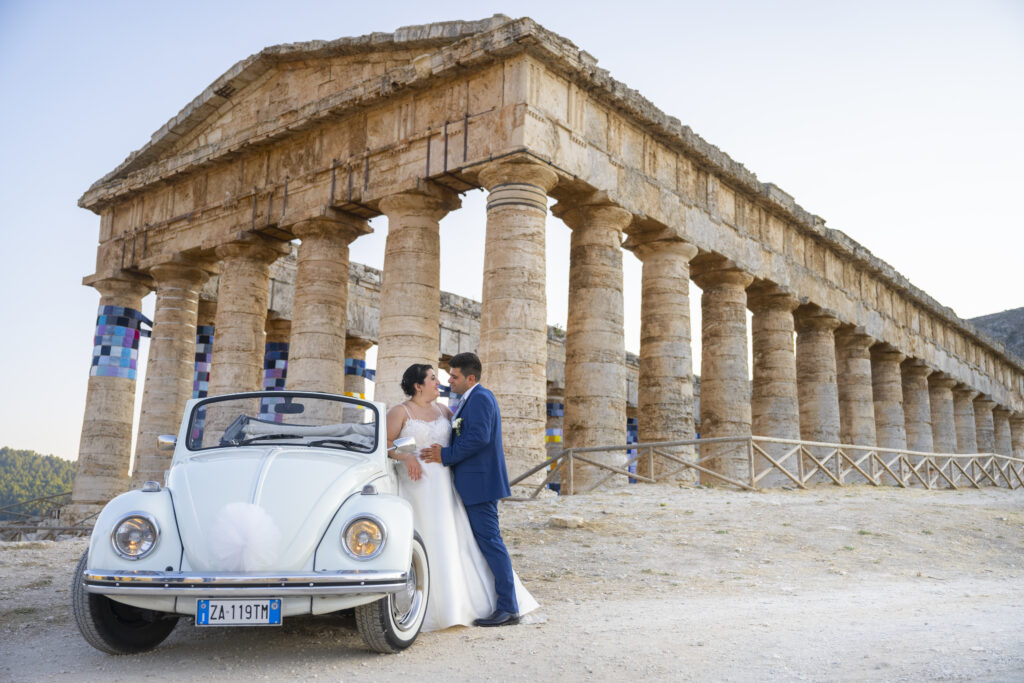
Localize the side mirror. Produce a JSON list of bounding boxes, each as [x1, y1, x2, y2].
[[389, 436, 417, 455], [157, 435, 177, 451]]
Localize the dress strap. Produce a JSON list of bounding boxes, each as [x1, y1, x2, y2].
[[400, 402, 413, 420], [433, 402, 443, 420]]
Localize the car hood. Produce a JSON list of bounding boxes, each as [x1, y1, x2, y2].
[[167, 446, 380, 572]]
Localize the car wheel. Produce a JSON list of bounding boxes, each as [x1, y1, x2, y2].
[[71, 550, 179, 655], [355, 531, 429, 653]]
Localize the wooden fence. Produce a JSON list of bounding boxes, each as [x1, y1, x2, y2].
[[510, 436, 1024, 498]]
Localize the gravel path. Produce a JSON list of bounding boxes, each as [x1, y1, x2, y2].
[[2, 483, 1023, 681]]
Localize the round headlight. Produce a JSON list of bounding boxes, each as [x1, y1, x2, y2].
[[111, 514, 159, 560], [342, 516, 385, 560]]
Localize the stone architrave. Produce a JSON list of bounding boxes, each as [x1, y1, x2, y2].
[[952, 386, 980, 454], [835, 326, 877, 449], [375, 186, 460, 409], [690, 256, 754, 486], [747, 282, 800, 486], [973, 397, 996, 454], [131, 260, 212, 488], [927, 374, 958, 454], [871, 343, 908, 453], [208, 236, 289, 397], [70, 275, 152, 514], [476, 158, 559, 480], [992, 407, 1013, 457], [1010, 414, 1024, 459], [794, 305, 843, 481], [554, 195, 632, 492], [285, 213, 371, 395], [624, 233, 699, 480], [901, 359, 934, 454]]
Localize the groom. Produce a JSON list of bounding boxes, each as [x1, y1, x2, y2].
[[419, 352, 519, 627]]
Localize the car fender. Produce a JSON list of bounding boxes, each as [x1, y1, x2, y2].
[[313, 491, 414, 573], [86, 488, 183, 573]]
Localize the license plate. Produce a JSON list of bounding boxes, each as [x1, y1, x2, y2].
[[196, 599, 282, 626]]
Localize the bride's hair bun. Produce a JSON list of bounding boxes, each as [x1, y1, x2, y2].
[[401, 364, 433, 397]]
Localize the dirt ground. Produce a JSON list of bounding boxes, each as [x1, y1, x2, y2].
[[2, 483, 1024, 682]]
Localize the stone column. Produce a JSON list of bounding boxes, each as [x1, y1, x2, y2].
[[477, 159, 559, 478], [835, 327, 877, 448], [927, 374, 958, 453], [286, 214, 370, 394], [1010, 414, 1024, 459], [871, 344, 908, 452], [131, 260, 211, 488], [992, 407, 1013, 456], [208, 236, 288, 396], [554, 195, 631, 492], [70, 275, 152, 513], [953, 386, 979, 453], [974, 397, 996, 453], [623, 234, 699, 479], [375, 186, 460, 409], [690, 256, 754, 485], [343, 337, 374, 422], [901, 360, 934, 453], [746, 283, 800, 486], [794, 306, 842, 482]]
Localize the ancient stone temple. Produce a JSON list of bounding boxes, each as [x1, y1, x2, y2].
[[69, 16, 1024, 511]]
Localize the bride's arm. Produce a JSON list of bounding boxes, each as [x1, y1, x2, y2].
[[386, 405, 422, 481]]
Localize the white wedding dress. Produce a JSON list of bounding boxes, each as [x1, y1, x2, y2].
[[396, 407, 538, 632]]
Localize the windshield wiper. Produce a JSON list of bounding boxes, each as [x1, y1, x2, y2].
[[308, 438, 367, 451], [235, 433, 303, 445]]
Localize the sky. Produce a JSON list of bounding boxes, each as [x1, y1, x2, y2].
[[0, 0, 1021, 462]]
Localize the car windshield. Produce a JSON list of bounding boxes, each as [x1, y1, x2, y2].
[[186, 392, 378, 453]]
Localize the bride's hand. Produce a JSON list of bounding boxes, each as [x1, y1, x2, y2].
[[403, 454, 423, 481]]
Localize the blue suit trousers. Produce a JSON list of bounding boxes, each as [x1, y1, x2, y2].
[[463, 500, 518, 614]]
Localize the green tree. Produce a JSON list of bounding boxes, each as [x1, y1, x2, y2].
[[0, 448, 76, 520]]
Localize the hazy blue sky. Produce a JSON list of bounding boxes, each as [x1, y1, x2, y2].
[[1, 0, 1021, 461]]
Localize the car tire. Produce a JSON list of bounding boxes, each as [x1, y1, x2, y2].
[[355, 531, 429, 653], [71, 550, 179, 655]]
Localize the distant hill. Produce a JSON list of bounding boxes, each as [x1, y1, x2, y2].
[[969, 307, 1024, 364], [0, 448, 75, 521]]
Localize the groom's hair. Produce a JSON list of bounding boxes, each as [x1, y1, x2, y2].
[[449, 352, 482, 382]]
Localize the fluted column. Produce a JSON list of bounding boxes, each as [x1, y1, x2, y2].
[[835, 327, 877, 447], [746, 283, 799, 485], [375, 187, 460, 408], [208, 236, 288, 396], [70, 275, 152, 513], [953, 386, 979, 453], [131, 260, 211, 488], [974, 397, 996, 453], [690, 256, 753, 485], [286, 214, 370, 394], [624, 234, 699, 479], [554, 195, 631, 492], [901, 360, 934, 453], [927, 374, 958, 453], [794, 306, 842, 482], [343, 337, 374, 423], [1010, 414, 1024, 459], [992, 407, 1013, 456], [871, 344, 907, 452], [477, 159, 559, 478]]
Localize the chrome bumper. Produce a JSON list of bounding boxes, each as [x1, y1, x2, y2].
[[83, 569, 408, 597]]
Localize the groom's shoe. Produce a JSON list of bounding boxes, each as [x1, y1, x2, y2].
[[474, 610, 519, 627]]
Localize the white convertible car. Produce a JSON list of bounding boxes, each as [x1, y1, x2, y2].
[[72, 391, 427, 654]]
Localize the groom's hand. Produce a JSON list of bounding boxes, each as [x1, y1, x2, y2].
[[420, 444, 442, 464]]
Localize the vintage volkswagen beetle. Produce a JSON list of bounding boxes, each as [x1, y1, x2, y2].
[[72, 391, 427, 654]]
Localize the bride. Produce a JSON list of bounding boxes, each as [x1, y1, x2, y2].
[[385, 363, 538, 632]]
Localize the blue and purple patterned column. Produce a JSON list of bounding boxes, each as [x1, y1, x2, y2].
[[70, 277, 152, 512], [343, 337, 374, 422], [258, 341, 290, 422]]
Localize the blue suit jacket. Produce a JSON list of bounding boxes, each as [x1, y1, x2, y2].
[[440, 385, 511, 506]]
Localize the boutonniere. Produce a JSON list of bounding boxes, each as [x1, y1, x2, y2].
[[453, 417, 464, 436]]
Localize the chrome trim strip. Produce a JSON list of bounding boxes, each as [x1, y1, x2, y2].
[[83, 569, 407, 597]]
